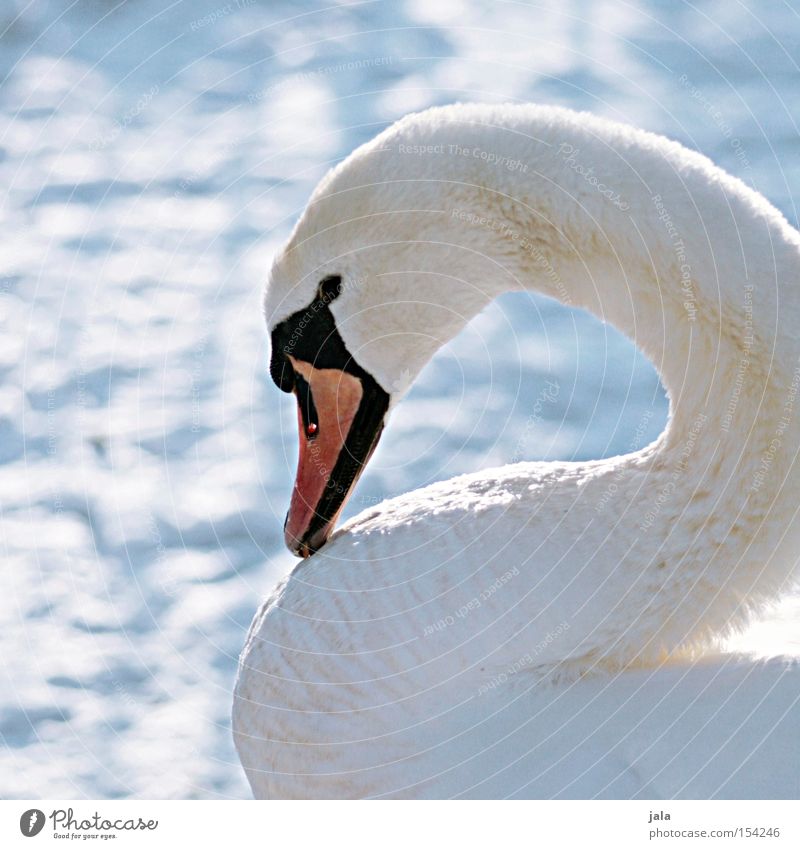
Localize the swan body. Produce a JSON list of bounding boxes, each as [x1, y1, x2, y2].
[[234, 104, 800, 798]]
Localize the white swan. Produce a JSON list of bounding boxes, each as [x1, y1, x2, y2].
[[234, 104, 800, 799]]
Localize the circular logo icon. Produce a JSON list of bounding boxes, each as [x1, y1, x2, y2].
[[19, 810, 46, 837]]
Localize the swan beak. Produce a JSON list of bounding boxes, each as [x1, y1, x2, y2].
[[283, 357, 386, 557]]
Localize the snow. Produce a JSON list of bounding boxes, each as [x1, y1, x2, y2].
[[1, 0, 797, 798]]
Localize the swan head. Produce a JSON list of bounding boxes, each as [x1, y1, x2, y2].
[[267, 270, 391, 557], [264, 113, 508, 556]]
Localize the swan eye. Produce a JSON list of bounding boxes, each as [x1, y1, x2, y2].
[[317, 275, 342, 303]]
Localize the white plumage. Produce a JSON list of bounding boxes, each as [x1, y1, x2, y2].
[[234, 104, 800, 798]]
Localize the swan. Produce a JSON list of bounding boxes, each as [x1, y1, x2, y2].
[[234, 104, 800, 799]]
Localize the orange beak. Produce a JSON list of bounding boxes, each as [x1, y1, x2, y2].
[[283, 355, 385, 557]]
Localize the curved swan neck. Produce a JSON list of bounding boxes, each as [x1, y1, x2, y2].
[[309, 104, 800, 628], [305, 106, 797, 438], [437, 112, 797, 437]]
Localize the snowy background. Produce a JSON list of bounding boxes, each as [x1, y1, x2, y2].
[[1, 0, 799, 798]]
